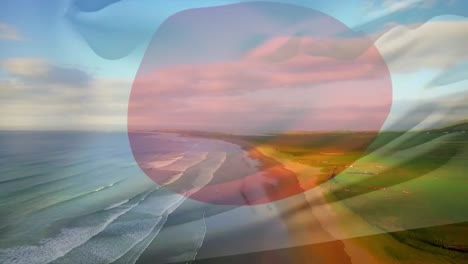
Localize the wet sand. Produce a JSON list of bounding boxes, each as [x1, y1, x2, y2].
[[193, 136, 355, 263], [257, 145, 381, 264], [137, 133, 372, 263], [137, 132, 467, 264], [169, 133, 307, 205]]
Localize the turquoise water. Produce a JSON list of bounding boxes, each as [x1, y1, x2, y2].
[[0, 132, 234, 264]]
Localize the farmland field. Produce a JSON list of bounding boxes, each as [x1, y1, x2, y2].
[[193, 122, 468, 263]]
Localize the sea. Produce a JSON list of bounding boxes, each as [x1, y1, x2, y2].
[[0, 131, 279, 264]]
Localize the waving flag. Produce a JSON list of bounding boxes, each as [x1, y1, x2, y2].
[[1, 1, 467, 263]]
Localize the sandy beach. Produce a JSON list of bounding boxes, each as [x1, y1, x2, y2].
[[253, 145, 378, 263], [193, 137, 399, 263], [2, 132, 465, 264], [175, 133, 468, 264], [168, 135, 365, 263]]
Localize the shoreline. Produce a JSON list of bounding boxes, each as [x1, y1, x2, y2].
[[200, 134, 466, 264], [203, 136, 360, 263], [253, 145, 447, 264], [172, 132, 353, 261], [151, 131, 430, 263], [252, 144, 384, 264], [176, 133, 307, 205]]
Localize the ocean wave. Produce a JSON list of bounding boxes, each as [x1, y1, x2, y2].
[[50, 191, 189, 263], [49, 216, 165, 264], [183, 152, 227, 197], [0, 156, 98, 186], [191, 212, 207, 262], [164, 212, 207, 264], [0, 151, 227, 264], [144, 155, 184, 169], [140, 152, 210, 187], [0, 161, 119, 201], [0, 190, 155, 264], [92, 180, 121, 192], [47, 178, 126, 207], [1, 178, 127, 221], [161, 172, 183, 185], [112, 214, 169, 264], [130, 192, 187, 217], [104, 199, 130, 210], [159, 152, 208, 172], [114, 193, 192, 264]]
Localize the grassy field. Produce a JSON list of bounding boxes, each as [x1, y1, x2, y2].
[[231, 123, 468, 263], [180, 122, 468, 262]]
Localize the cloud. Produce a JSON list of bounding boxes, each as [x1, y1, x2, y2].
[[382, 91, 468, 130], [0, 74, 131, 130], [427, 62, 468, 87], [364, 0, 447, 19], [2, 58, 48, 77], [383, 0, 422, 12], [128, 34, 392, 133], [0, 58, 128, 130], [363, 0, 438, 21], [2, 58, 93, 88], [133, 36, 388, 99], [0, 23, 21, 41], [375, 20, 468, 72]]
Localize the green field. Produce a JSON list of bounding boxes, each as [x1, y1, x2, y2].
[[233, 123, 468, 263], [182, 122, 468, 262]]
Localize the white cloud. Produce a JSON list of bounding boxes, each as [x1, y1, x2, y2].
[[364, 0, 432, 20], [375, 19, 468, 72], [2, 58, 49, 77], [0, 62, 131, 130], [375, 17, 468, 130], [3, 16, 468, 131], [0, 23, 21, 41], [1, 58, 92, 88]]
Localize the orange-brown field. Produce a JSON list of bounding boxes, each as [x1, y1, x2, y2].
[[183, 127, 468, 264]]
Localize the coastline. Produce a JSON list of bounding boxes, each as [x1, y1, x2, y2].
[[150, 132, 468, 264], [150, 132, 432, 263], [178, 133, 306, 205], [173, 133, 351, 262], [253, 144, 456, 264], [155, 131, 385, 263], [204, 136, 359, 262], [253, 144, 384, 264]]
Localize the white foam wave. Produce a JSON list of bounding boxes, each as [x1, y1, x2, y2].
[[0, 152, 226, 264], [112, 214, 169, 264], [0, 191, 154, 264], [49, 217, 165, 264], [191, 212, 207, 262], [161, 172, 183, 185], [111, 153, 224, 264], [144, 156, 184, 169], [93, 181, 120, 192], [104, 199, 129, 210], [165, 212, 208, 264], [51, 191, 189, 263], [160, 152, 208, 172], [183, 152, 226, 196], [115, 193, 192, 264]]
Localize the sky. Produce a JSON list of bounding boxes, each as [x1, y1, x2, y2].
[[1, 0, 468, 132]]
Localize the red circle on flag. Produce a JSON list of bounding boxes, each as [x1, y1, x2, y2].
[[128, 2, 392, 205]]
